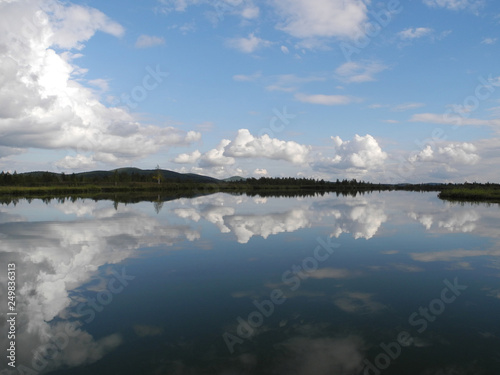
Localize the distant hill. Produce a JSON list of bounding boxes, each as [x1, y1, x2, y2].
[[20, 168, 220, 183], [223, 176, 247, 182]]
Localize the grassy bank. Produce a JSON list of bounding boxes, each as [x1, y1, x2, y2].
[[438, 186, 500, 202]]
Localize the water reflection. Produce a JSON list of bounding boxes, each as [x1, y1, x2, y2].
[[0, 192, 499, 374], [0, 200, 199, 373], [174, 193, 388, 242]]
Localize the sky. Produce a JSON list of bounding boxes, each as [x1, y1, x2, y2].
[[0, 0, 499, 183]]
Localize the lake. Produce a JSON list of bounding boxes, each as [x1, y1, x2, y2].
[[1, 191, 499, 374]]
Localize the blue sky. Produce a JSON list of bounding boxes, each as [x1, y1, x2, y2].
[[1, 0, 499, 182]]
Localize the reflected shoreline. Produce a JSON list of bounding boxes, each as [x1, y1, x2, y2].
[[1, 189, 499, 208]]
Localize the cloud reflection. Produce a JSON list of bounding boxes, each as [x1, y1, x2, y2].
[[0, 201, 199, 373], [174, 193, 388, 242]]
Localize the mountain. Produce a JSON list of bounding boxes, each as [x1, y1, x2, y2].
[[223, 176, 247, 182], [20, 168, 220, 183]]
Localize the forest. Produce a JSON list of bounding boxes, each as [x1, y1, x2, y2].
[[0, 169, 498, 204]]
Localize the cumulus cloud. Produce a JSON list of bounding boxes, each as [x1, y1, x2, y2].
[[398, 27, 433, 39], [199, 139, 235, 167], [0, 0, 199, 166], [272, 0, 368, 41], [313, 134, 388, 174], [438, 143, 480, 164], [253, 168, 268, 176], [409, 145, 434, 163], [335, 61, 388, 83], [134, 34, 165, 48], [226, 33, 272, 53], [55, 154, 96, 170], [409, 143, 479, 165], [224, 129, 310, 164], [319, 198, 388, 239], [173, 149, 201, 164]]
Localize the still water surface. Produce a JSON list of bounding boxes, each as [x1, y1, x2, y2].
[[1, 191, 500, 374]]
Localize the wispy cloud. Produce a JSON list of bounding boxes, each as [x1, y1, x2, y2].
[[135, 34, 165, 48], [392, 102, 425, 112], [232, 71, 262, 82], [410, 113, 500, 127], [481, 37, 497, 45], [295, 93, 357, 106], [422, 0, 485, 13], [335, 61, 388, 83], [398, 27, 433, 39]]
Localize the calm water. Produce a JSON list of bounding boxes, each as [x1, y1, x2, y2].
[[1, 192, 500, 374]]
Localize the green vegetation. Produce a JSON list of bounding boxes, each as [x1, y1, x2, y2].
[[0, 168, 498, 204], [437, 183, 500, 203]]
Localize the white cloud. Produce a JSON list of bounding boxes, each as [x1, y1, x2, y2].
[[156, 0, 199, 13], [135, 34, 165, 48], [173, 150, 201, 164], [281, 45, 290, 54], [226, 32, 272, 53], [409, 145, 434, 163], [88, 78, 110, 92], [272, 0, 368, 40], [398, 27, 433, 39], [254, 168, 268, 175], [225, 209, 310, 243], [0, 0, 199, 168], [157, 0, 260, 22], [295, 93, 356, 105], [481, 37, 497, 45], [335, 61, 388, 83], [199, 139, 235, 167], [438, 142, 480, 164], [422, 0, 485, 12], [241, 5, 259, 19], [224, 129, 311, 164], [313, 134, 388, 173], [55, 154, 96, 170], [47, 2, 125, 50], [328, 200, 388, 239]]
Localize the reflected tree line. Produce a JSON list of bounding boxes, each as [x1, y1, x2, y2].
[[0, 170, 499, 206]]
